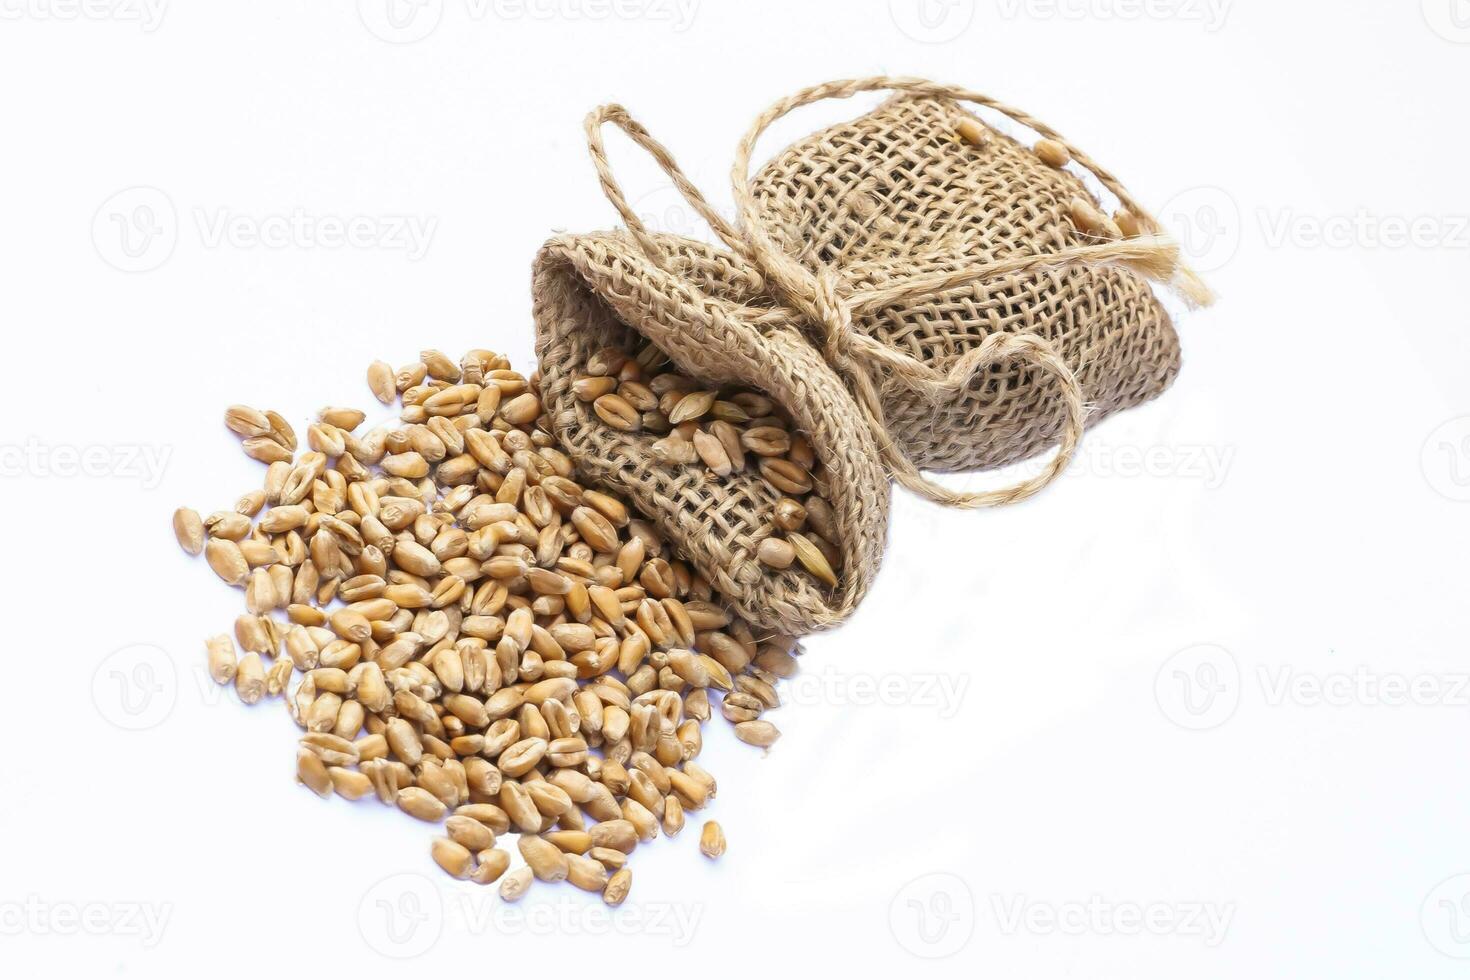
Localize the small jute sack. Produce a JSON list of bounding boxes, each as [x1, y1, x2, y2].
[[534, 232, 891, 636], [534, 76, 1213, 634]]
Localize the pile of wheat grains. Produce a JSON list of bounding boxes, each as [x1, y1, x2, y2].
[[173, 348, 798, 904]]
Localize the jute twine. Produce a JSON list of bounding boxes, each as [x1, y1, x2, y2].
[[535, 75, 1211, 632]]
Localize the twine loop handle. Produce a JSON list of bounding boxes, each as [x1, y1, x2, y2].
[[583, 76, 1213, 507]]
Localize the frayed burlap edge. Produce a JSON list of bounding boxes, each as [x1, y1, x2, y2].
[[532, 230, 890, 636]]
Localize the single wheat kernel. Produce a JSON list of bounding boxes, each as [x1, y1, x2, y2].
[[602, 867, 632, 906], [734, 719, 781, 748], [1034, 138, 1070, 168], [499, 866, 534, 901], [173, 507, 204, 555], [699, 820, 726, 859]]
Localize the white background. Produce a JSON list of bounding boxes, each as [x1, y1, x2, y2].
[[2, 1, 1468, 976]]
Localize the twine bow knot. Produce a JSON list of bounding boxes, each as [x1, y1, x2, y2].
[[583, 76, 1214, 509]]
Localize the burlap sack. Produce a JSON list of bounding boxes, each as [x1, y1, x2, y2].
[[742, 86, 1206, 475], [718, 78, 1214, 508], [534, 76, 1211, 632], [533, 229, 891, 636]]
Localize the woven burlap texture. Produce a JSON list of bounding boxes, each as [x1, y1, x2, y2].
[[533, 232, 891, 636], [746, 92, 1184, 473], [535, 75, 1211, 634]]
